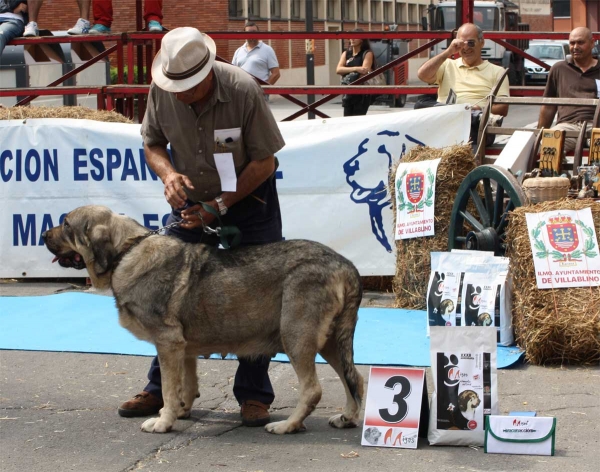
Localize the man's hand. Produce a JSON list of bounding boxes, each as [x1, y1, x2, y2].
[[180, 202, 217, 230], [445, 39, 466, 58], [163, 172, 195, 209], [417, 40, 461, 84]]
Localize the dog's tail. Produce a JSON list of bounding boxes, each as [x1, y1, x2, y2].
[[337, 270, 363, 408]]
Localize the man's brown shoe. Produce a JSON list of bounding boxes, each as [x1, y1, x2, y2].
[[240, 400, 271, 427], [118, 391, 163, 418]]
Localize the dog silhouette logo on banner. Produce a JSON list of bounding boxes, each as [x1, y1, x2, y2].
[[343, 130, 425, 252]]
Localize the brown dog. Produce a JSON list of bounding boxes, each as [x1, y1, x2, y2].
[[43, 205, 364, 434]]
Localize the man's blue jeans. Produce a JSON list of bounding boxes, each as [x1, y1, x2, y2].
[[0, 20, 24, 55]]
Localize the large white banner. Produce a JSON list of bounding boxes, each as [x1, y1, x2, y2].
[[0, 105, 470, 277]]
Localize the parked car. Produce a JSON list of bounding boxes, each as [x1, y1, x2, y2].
[[524, 40, 569, 85]]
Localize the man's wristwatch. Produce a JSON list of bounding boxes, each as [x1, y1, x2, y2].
[[215, 196, 228, 216]]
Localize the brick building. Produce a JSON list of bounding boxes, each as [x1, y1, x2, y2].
[[24, 1, 586, 87], [33, 0, 436, 85]]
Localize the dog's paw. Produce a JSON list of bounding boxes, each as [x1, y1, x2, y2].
[[177, 409, 191, 419], [264, 420, 306, 435], [328, 413, 357, 429], [140, 417, 172, 433]]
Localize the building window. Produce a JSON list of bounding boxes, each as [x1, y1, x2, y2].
[[408, 3, 417, 23], [248, 0, 261, 18], [327, 0, 335, 20], [395, 1, 405, 23], [291, 0, 301, 19], [553, 0, 570, 18], [384, 2, 393, 23], [358, 0, 367, 21], [342, 0, 352, 20], [271, 0, 281, 19], [229, 0, 243, 17], [313, 0, 321, 19]]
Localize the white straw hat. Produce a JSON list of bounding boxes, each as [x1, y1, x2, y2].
[[151, 27, 216, 93]]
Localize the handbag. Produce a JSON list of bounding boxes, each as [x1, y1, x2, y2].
[[365, 70, 386, 86]]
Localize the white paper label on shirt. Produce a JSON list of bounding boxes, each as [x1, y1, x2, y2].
[[596, 79, 600, 98], [214, 153, 237, 192], [214, 127, 242, 142]]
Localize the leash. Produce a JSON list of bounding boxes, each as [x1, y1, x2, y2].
[[117, 201, 242, 265], [192, 202, 242, 250], [111, 202, 241, 275]]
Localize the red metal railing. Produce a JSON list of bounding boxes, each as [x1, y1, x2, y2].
[[4, 31, 599, 121]]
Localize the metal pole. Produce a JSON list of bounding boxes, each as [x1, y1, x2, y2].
[[305, 0, 315, 119], [456, 0, 463, 29]]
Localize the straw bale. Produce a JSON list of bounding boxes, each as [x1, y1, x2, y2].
[[0, 106, 132, 123], [506, 199, 600, 365], [390, 144, 476, 309]]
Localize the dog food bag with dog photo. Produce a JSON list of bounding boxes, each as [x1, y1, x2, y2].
[[460, 259, 513, 346], [428, 326, 498, 446], [426, 252, 489, 335]]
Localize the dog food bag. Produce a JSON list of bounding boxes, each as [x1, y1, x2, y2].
[[460, 260, 514, 346], [426, 253, 489, 335], [428, 326, 498, 446], [427, 252, 514, 346]]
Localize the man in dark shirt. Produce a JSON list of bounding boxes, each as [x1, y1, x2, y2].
[[118, 27, 285, 428], [538, 27, 600, 152]]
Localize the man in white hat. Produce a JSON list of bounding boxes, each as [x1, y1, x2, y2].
[[118, 27, 285, 428]]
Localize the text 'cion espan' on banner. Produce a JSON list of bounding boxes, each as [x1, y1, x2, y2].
[[525, 208, 600, 289], [394, 158, 441, 240]]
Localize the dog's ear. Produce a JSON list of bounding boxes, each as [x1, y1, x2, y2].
[[88, 224, 117, 275]]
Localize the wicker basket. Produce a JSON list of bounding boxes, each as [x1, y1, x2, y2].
[[522, 177, 570, 204]]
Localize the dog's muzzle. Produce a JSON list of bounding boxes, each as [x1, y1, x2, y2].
[[42, 231, 87, 270]]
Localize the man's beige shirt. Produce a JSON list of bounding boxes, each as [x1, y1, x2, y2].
[[141, 61, 285, 202], [435, 58, 510, 105]]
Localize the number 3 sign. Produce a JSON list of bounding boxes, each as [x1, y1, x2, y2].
[[361, 367, 427, 449]]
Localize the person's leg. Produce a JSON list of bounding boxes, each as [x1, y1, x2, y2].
[[67, 0, 91, 35], [77, 0, 92, 19], [27, 0, 43, 22], [23, 0, 43, 36], [143, 0, 163, 23], [93, 0, 113, 28], [551, 122, 581, 153], [356, 96, 370, 116], [413, 94, 438, 110], [233, 356, 275, 404], [0, 20, 24, 54], [144, 356, 162, 396]]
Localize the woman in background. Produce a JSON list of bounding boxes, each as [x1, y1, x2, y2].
[[336, 29, 375, 117]]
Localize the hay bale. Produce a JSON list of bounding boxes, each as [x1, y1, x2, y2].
[[390, 144, 476, 309], [506, 200, 600, 365], [0, 105, 132, 123]]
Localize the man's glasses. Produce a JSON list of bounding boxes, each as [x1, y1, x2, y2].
[[464, 40, 477, 48]]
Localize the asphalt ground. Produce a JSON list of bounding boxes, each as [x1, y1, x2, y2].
[[0, 280, 598, 472]]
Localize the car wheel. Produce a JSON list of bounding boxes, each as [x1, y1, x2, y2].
[[394, 94, 406, 108]]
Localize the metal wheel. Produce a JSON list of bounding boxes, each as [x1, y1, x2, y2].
[[448, 165, 529, 256], [394, 94, 407, 108]]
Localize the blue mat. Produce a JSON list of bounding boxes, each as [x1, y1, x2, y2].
[[0, 293, 524, 368]]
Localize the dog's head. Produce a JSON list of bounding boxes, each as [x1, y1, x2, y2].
[[363, 427, 382, 445], [42, 205, 146, 289], [477, 312, 493, 326], [458, 390, 481, 412]]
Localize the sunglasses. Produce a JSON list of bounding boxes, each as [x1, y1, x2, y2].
[[464, 40, 477, 47]]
